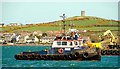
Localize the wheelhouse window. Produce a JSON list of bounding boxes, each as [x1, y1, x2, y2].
[[62, 42, 67, 45], [57, 42, 61, 45], [75, 42, 78, 45], [70, 42, 73, 46]]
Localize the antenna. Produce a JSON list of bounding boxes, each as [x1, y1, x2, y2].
[[60, 14, 66, 35]]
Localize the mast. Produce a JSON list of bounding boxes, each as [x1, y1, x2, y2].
[[60, 14, 66, 36]]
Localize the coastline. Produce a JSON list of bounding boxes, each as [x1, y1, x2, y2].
[[0, 44, 52, 46]]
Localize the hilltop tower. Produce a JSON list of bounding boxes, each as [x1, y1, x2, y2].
[[81, 11, 85, 16]]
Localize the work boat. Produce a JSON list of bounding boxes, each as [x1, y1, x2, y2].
[[15, 31, 101, 61]]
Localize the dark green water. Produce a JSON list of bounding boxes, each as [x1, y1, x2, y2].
[[1, 46, 120, 67]]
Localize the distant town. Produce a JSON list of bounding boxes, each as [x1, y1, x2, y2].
[[0, 11, 119, 46]]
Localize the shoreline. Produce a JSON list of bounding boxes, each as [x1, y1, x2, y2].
[[0, 44, 52, 46]]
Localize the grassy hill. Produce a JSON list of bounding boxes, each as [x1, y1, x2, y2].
[[1, 16, 119, 33]]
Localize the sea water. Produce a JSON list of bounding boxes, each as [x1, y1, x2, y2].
[[1, 46, 120, 67]]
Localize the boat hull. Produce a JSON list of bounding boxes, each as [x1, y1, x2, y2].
[[15, 53, 100, 61]]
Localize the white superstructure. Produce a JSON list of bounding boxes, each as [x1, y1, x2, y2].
[[52, 39, 84, 48]]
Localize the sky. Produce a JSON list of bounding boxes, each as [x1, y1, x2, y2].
[[1, 1, 119, 24], [1, 0, 120, 2]]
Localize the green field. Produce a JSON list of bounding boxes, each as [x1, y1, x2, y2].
[[1, 16, 119, 32]]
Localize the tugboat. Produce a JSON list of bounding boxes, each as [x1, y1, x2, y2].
[[14, 29, 101, 60], [15, 14, 101, 61]]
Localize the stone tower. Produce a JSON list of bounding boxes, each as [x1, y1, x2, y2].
[[81, 11, 85, 16]]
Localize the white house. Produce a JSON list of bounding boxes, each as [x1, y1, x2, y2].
[[24, 35, 39, 43], [34, 36, 39, 42], [40, 37, 56, 43]]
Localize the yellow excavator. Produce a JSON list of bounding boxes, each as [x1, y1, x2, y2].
[[99, 30, 119, 55], [86, 30, 118, 49], [100, 30, 118, 45]]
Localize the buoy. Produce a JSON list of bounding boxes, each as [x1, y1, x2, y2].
[[58, 48, 64, 54]]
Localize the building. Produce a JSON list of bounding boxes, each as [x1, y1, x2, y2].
[[24, 35, 39, 43], [81, 11, 85, 16], [3, 33, 13, 42], [9, 23, 19, 26], [40, 37, 56, 43], [0, 23, 4, 27]]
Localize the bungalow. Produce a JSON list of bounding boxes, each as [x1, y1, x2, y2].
[[40, 37, 56, 44], [3, 33, 13, 42], [24, 35, 39, 43]]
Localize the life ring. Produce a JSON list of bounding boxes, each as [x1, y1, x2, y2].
[[58, 48, 64, 54]]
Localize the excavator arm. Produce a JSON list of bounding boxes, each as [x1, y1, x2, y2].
[[101, 30, 117, 45]]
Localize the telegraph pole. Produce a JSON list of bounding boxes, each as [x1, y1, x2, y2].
[[60, 14, 66, 36]]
